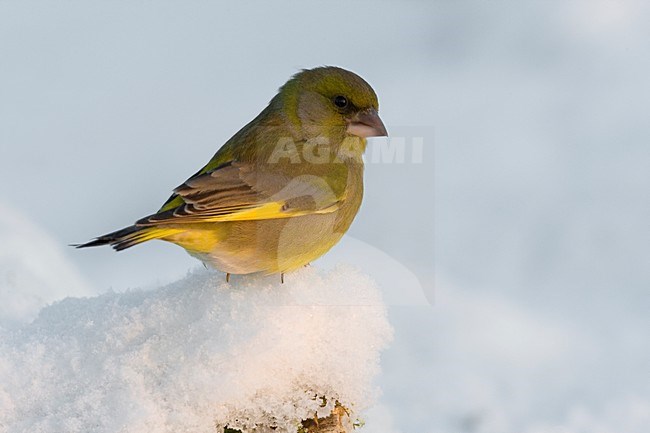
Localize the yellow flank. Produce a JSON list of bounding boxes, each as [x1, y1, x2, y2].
[[164, 229, 223, 253]]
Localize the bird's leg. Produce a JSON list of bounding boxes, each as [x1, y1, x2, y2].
[[280, 273, 284, 284], [226, 273, 230, 283]]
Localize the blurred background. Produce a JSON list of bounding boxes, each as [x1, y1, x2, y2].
[[1, 1, 649, 432]]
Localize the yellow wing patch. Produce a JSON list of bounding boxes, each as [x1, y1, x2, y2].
[[199, 200, 340, 223]]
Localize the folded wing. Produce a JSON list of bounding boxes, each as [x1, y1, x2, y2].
[[136, 161, 344, 226]]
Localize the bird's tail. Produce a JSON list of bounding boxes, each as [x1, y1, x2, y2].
[[74, 225, 182, 251]]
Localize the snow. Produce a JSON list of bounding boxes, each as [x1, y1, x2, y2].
[[381, 277, 650, 433], [0, 266, 392, 433], [0, 206, 94, 326]]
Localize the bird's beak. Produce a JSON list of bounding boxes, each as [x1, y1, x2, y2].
[[346, 108, 388, 138]]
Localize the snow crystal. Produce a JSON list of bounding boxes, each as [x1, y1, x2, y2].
[[0, 265, 392, 433]]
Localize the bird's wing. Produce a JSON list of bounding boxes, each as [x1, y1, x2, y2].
[[136, 161, 345, 226]]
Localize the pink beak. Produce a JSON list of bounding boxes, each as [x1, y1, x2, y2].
[[346, 108, 388, 138]]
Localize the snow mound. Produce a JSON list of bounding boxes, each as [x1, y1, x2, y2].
[[0, 205, 93, 325], [0, 265, 392, 433]]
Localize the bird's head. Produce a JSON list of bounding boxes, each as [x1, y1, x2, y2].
[[276, 66, 387, 140]]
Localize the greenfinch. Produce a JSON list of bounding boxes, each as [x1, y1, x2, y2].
[[77, 66, 387, 277]]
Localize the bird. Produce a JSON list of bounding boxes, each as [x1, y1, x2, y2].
[[76, 66, 387, 280]]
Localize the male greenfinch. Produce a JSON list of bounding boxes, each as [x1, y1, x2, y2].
[[77, 66, 387, 277]]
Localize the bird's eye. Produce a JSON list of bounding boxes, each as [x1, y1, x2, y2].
[[333, 95, 348, 108]]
